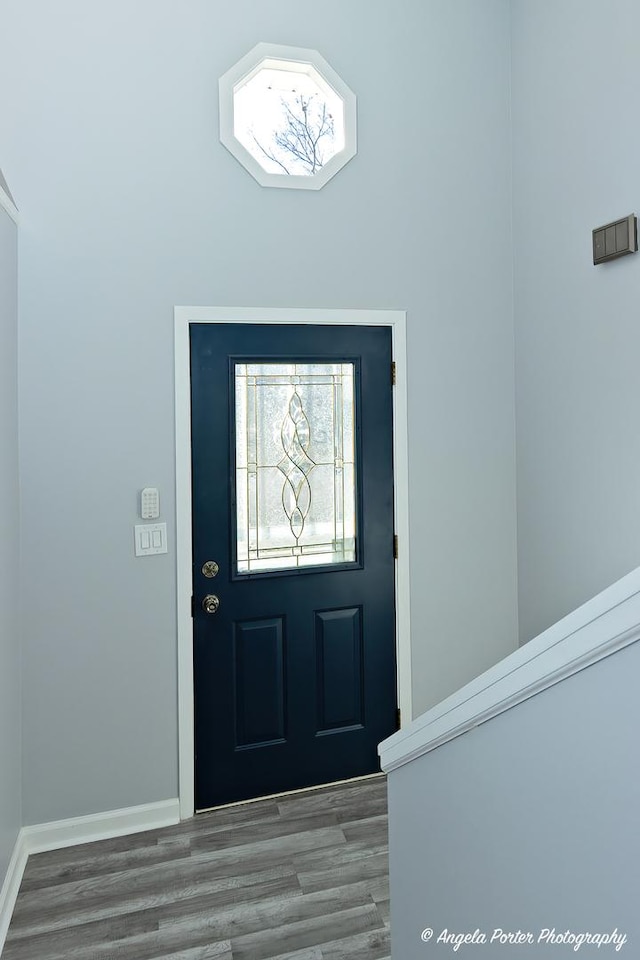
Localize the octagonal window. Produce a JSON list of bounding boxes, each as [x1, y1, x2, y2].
[[219, 43, 357, 190]]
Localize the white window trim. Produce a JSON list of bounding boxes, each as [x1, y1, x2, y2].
[[174, 306, 411, 819], [219, 42, 357, 191]]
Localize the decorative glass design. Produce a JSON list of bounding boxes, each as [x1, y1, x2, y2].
[[235, 362, 357, 573]]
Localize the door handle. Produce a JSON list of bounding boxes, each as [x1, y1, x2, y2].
[[202, 594, 220, 615]]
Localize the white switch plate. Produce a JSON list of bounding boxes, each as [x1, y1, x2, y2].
[[135, 522, 168, 557]]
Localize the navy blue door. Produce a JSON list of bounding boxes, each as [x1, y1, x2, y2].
[[191, 323, 396, 809]]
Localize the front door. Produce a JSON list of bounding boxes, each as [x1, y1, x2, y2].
[[190, 323, 397, 809]]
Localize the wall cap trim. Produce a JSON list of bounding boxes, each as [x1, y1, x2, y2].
[[379, 566, 640, 773], [0, 184, 19, 224]]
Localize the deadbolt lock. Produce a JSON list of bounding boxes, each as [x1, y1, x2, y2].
[[202, 560, 219, 579], [202, 594, 220, 615]]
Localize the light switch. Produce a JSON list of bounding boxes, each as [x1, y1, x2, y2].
[[616, 219, 629, 251], [593, 229, 606, 261], [135, 523, 168, 557], [593, 213, 637, 264]]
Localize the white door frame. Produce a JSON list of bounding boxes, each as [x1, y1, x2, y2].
[[174, 306, 412, 819]]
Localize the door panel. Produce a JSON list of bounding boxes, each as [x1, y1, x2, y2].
[[190, 323, 396, 809], [315, 607, 363, 733], [233, 617, 286, 749]]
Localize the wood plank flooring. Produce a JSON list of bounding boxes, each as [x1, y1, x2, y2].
[[4, 777, 390, 959]]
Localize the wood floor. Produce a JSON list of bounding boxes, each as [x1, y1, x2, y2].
[[4, 777, 390, 960]]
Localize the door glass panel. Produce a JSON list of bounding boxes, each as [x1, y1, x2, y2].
[[235, 362, 357, 574]]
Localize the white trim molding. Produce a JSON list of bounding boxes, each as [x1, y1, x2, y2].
[[21, 799, 180, 856], [0, 799, 178, 955], [0, 831, 28, 956], [0, 184, 18, 224], [379, 565, 640, 773], [175, 306, 412, 819]]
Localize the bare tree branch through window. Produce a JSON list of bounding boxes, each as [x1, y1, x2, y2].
[[251, 94, 336, 176]]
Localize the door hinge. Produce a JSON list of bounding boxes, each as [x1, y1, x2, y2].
[[391, 361, 396, 386], [396, 707, 402, 730], [393, 534, 399, 559], [190, 596, 195, 618]]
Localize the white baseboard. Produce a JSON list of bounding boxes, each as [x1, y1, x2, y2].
[[0, 830, 28, 957], [22, 798, 180, 855], [0, 798, 180, 956]]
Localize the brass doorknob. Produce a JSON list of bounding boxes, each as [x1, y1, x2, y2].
[[202, 594, 220, 615]]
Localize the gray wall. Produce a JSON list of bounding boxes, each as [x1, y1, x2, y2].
[[388, 641, 640, 958], [0, 205, 21, 881], [0, 0, 518, 824], [512, 0, 640, 642]]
